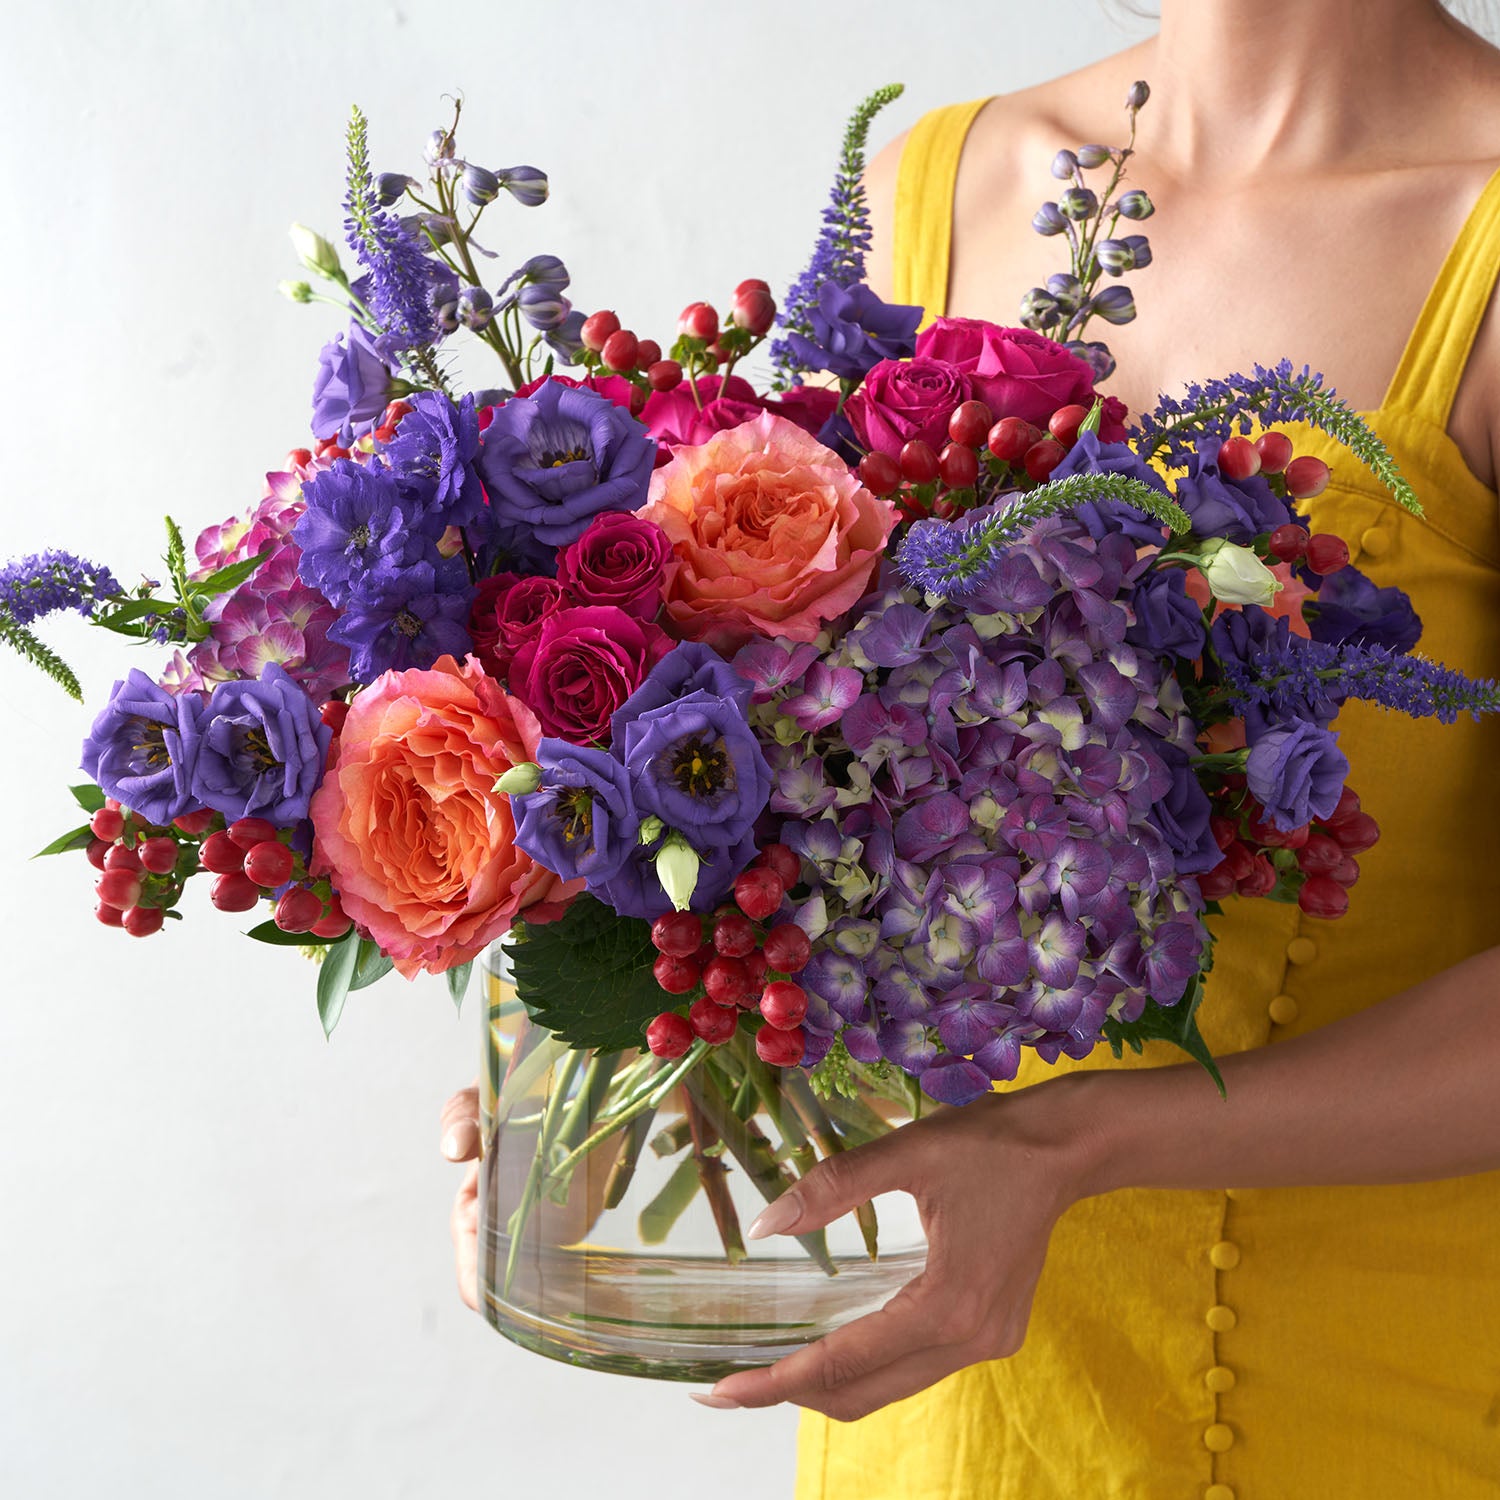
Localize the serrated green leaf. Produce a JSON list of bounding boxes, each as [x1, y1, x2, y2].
[[1102, 974, 1225, 1097], [446, 959, 474, 1012], [98, 597, 176, 626], [349, 939, 393, 991], [245, 920, 338, 948], [69, 785, 106, 814], [509, 896, 664, 1052], [317, 928, 361, 1037], [34, 824, 95, 858], [193, 548, 273, 597]]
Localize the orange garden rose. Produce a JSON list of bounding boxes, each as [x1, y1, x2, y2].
[[639, 412, 898, 652], [310, 655, 574, 977]]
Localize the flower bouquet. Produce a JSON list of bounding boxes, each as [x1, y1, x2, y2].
[[10, 83, 1499, 1381]]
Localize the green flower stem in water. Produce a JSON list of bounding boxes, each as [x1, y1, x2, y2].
[[602, 1107, 658, 1212], [683, 1089, 747, 1264], [504, 1048, 585, 1297], [783, 1070, 881, 1262]]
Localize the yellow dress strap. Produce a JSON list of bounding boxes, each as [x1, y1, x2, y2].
[[893, 98, 992, 325], [1381, 162, 1500, 428]]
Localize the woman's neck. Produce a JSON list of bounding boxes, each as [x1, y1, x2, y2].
[[1146, 0, 1472, 177]]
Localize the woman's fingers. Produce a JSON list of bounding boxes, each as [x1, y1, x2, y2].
[[746, 1128, 923, 1240], [440, 1083, 481, 1161], [451, 1158, 480, 1311]]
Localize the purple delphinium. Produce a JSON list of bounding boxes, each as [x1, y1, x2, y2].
[[381, 391, 486, 533], [477, 379, 656, 550], [781, 281, 922, 383], [0, 551, 121, 626], [80, 669, 205, 827], [192, 663, 332, 827], [328, 556, 474, 681], [510, 740, 639, 885], [294, 459, 425, 608], [311, 321, 396, 442], [1245, 720, 1349, 832]]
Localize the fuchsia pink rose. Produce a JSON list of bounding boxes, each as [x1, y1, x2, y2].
[[844, 357, 973, 459], [469, 573, 569, 679], [556, 511, 671, 619], [639, 375, 766, 450]]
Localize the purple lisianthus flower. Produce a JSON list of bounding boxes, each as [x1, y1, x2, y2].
[[328, 556, 474, 681], [1305, 565, 1422, 653], [1145, 741, 1222, 873], [1175, 439, 1293, 542], [381, 391, 486, 533], [477, 378, 656, 549], [510, 740, 639, 884], [192, 663, 331, 827], [612, 643, 752, 747], [294, 460, 425, 608], [1246, 720, 1350, 832], [80, 669, 205, 826], [311, 321, 396, 443], [783, 281, 922, 382], [1050, 432, 1174, 546], [1127, 567, 1207, 658]]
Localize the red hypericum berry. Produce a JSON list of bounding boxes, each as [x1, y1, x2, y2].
[[730, 285, 777, 336], [938, 441, 980, 490], [650, 910, 702, 957], [755, 1024, 806, 1067], [1286, 455, 1331, 499], [1255, 431, 1294, 474], [309, 895, 351, 940], [173, 807, 216, 836], [899, 439, 940, 484], [274, 886, 325, 933], [90, 806, 125, 842], [199, 830, 246, 875], [1304, 533, 1350, 575], [703, 955, 752, 1008], [987, 416, 1040, 463], [693, 940, 718, 970], [1328, 785, 1361, 822], [286, 447, 314, 469], [96, 869, 143, 909], [1217, 434, 1262, 482], [734, 867, 785, 922], [1267, 523, 1310, 563], [95, 900, 125, 928], [742, 949, 769, 991], [372, 423, 397, 445], [707, 338, 733, 365], [1047, 403, 1089, 446], [321, 700, 350, 734], [931, 496, 962, 521], [1023, 438, 1066, 482], [948, 399, 995, 450], [759, 980, 808, 1031], [1298, 874, 1349, 920], [857, 450, 902, 497], [1297, 832, 1345, 875], [647, 1011, 694, 1059], [1243, 802, 1310, 849], [1197, 862, 1239, 901], [137, 836, 179, 875], [104, 843, 143, 873], [323, 445, 351, 461], [1209, 815, 1239, 852], [86, 837, 111, 871], [1328, 809, 1379, 854], [1237, 854, 1277, 898], [755, 843, 801, 889], [635, 338, 662, 368], [678, 301, 719, 342], [735, 278, 771, 297], [1331, 855, 1361, 888], [762, 923, 812, 974], [383, 399, 413, 424], [689, 996, 739, 1045], [601, 328, 640, 372], [652, 952, 701, 995], [228, 817, 278, 850], [1221, 841, 1256, 882], [646, 358, 683, 392], [580, 309, 620, 353], [244, 840, 296, 889], [124, 905, 165, 938], [712, 912, 757, 958]]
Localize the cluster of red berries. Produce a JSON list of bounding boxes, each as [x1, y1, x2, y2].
[[197, 816, 350, 937], [300, 399, 414, 467], [87, 797, 194, 937], [1215, 431, 1329, 501], [1200, 782, 1377, 920], [643, 843, 812, 1068]]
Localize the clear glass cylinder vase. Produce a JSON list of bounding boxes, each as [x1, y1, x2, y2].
[[477, 944, 928, 1381]]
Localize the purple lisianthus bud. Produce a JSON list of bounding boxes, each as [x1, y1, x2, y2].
[[80, 669, 205, 827], [1096, 238, 1135, 275], [1077, 143, 1113, 169], [1305, 565, 1422, 653], [1091, 285, 1136, 325], [1116, 189, 1154, 220], [1051, 149, 1080, 180], [458, 286, 494, 331], [477, 377, 656, 549], [497, 165, 549, 207], [1059, 186, 1098, 219], [783, 280, 923, 382], [375, 172, 416, 206], [327, 555, 474, 681], [310, 321, 395, 442], [462, 164, 501, 205], [1126, 568, 1206, 657], [1246, 720, 1350, 832], [1032, 202, 1068, 236], [510, 739, 640, 884], [193, 663, 331, 827], [294, 459, 424, 608], [516, 282, 569, 331], [1177, 439, 1293, 542]]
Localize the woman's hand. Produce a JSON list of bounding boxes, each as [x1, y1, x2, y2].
[[699, 1080, 1100, 1421], [440, 1082, 482, 1312]]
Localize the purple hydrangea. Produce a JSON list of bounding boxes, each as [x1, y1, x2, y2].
[[510, 740, 639, 885], [80, 670, 205, 827]]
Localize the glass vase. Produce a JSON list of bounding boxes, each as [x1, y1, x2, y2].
[[477, 944, 928, 1381]]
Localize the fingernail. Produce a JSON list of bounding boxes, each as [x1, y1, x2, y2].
[[442, 1130, 466, 1160], [689, 1392, 743, 1410], [746, 1190, 802, 1241]]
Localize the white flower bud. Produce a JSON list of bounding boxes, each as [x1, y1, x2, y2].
[[289, 223, 342, 279], [1198, 540, 1282, 607], [654, 834, 700, 912], [494, 762, 542, 796], [278, 280, 314, 304]]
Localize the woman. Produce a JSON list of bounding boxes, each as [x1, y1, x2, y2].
[[444, 3, 1500, 1493]]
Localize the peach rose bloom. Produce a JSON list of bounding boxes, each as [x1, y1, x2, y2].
[[310, 655, 574, 977], [640, 412, 898, 652]]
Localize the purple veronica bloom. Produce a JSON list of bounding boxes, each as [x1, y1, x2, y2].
[[311, 321, 394, 442], [1175, 439, 1293, 542], [1305, 565, 1422, 653], [80, 669, 205, 826], [0, 550, 121, 625], [328, 556, 474, 682], [192, 663, 331, 827], [382, 392, 486, 533], [1246, 720, 1350, 832], [1212, 608, 1342, 733], [477, 378, 656, 549], [294, 459, 425, 608], [511, 740, 639, 884], [1127, 567, 1207, 658], [1050, 432, 1173, 546], [783, 281, 922, 382], [612, 643, 752, 751]]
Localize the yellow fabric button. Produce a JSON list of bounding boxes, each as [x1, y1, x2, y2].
[[1205, 1487, 1236, 1500], [1360, 526, 1392, 557], [1206, 1303, 1237, 1332], [1209, 1240, 1241, 1270], [1203, 1422, 1236, 1453], [1205, 1364, 1237, 1393], [1268, 993, 1300, 1025], [1286, 936, 1317, 965]]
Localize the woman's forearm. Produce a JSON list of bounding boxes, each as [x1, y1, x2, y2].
[[1063, 943, 1500, 1198]]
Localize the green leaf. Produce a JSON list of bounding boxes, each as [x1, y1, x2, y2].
[[193, 547, 273, 597], [349, 939, 394, 991], [446, 959, 474, 1012], [34, 824, 94, 858], [245, 920, 339, 948], [69, 784, 106, 814], [316, 928, 362, 1037], [96, 597, 177, 626], [1101, 973, 1225, 1097], [508, 896, 664, 1052]]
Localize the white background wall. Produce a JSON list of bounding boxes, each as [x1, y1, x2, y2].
[[0, 3, 1154, 1496]]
